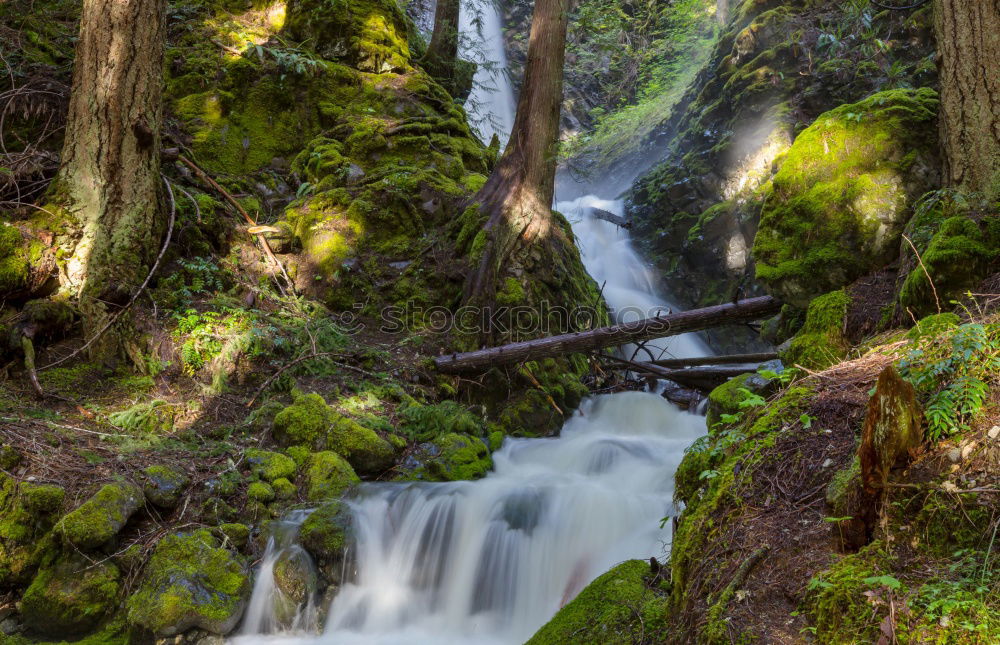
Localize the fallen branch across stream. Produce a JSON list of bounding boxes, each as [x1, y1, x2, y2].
[[597, 354, 762, 389], [434, 296, 782, 373]]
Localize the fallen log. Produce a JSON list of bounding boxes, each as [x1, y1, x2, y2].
[[598, 355, 759, 389], [434, 296, 781, 373], [591, 207, 631, 229], [650, 351, 778, 369]]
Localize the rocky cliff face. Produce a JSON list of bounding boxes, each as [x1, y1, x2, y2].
[[625, 0, 936, 349]]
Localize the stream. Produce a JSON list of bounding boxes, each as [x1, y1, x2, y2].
[[232, 6, 710, 643]]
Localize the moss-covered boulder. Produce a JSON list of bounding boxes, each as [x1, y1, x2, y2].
[[273, 391, 395, 475], [754, 88, 940, 306], [299, 502, 353, 581], [247, 481, 275, 503], [20, 554, 120, 636], [527, 559, 668, 644], [780, 290, 851, 370], [899, 214, 1000, 316], [141, 465, 189, 509], [285, 0, 411, 73], [0, 475, 63, 587], [127, 529, 250, 636], [416, 433, 492, 482], [303, 451, 360, 501], [246, 449, 297, 482], [271, 547, 318, 627], [705, 371, 775, 429], [56, 482, 143, 550]]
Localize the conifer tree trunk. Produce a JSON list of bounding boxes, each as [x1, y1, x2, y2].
[[934, 0, 1000, 195], [464, 0, 571, 305], [53, 0, 167, 361], [424, 0, 461, 76]]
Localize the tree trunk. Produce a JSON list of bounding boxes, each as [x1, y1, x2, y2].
[[423, 0, 461, 77], [463, 0, 572, 309], [934, 0, 1000, 195], [52, 0, 167, 360]]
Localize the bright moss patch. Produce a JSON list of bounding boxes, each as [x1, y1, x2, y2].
[[299, 501, 352, 567], [0, 223, 30, 296], [127, 529, 250, 636], [21, 554, 120, 636], [781, 290, 851, 370], [415, 433, 492, 482], [899, 214, 1000, 316], [246, 448, 297, 482], [0, 474, 62, 586], [303, 451, 360, 501], [273, 390, 337, 446], [56, 482, 143, 549], [905, 312, 960, 341], [803, 542, 895, 642], [246, 481, 275, 502], [754, 88, 940, 306], [527, 560, 668, 644]]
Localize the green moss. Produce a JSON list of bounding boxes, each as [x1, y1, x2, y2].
[[273, 391, 337, 447], [271, 477, 297, 500], [126, 529, 250, 636], [303, 451, 360, 501], [21, 483, 65, 514], [216, 523, 250, 549], [397, 399, 483, 441], [142, 465, 189, 509], [107, 399, 175, 435], [0, 473, 61, 586], [21, 554, 120, 636], [912, 491, 991, 557], [527, 560, 668, 644], [905, 312, 961, 340], [299, 501, 351, 565], [753, 88, 940, 306], [246, 449, 298, 482], [804, 542, 895, 643], [0, 223, 30, 295], [416, 433, 492, 482], [326, 412, 396, 474], [496, 277, 526, 306], [704, 372, 756, 429], [247, 481, 275, 502], [56, 482, 143, 549], [781, 290, 851, 370], [899, 215, 999, 316]]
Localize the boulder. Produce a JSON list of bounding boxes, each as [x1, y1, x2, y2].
[[271, 546, 318, 628], [56, 481, 143, 549], [127, 529, 250, 636], [299, 502, 353, 583], [20, 554, 120, 636], [0, 475, 63, 586], [303, 451, 359, 502], [780, 290, 851, 371], [142, 465, 189, 509], [245, 449, 297, 482]]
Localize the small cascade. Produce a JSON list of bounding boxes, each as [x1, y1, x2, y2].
[[240, 510, 320, 637], [236, 393, 705, 644], [459, 0, 516, 145]]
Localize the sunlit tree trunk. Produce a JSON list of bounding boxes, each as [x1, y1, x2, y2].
[[53, 0, 167, 361], [934, 0, 1000, 195], [464, 0, 570, 305]]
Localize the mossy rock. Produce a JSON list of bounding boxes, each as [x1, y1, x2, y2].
[[245, 449, 297, 482], [273, 391, 335, 447], [0, 474, 62, 586], [526, 559, 668, 644], [327, 413, 396, 475], [127, 529, 250, 636], [299, 502, 353, 581], [285, 0, 411, 73], [247, 481, 275, 502], [272, 477, 297, 500], [705, 371, 775, 429], [141, 465, 189, 509], [271, 546, 318, 627], [899, 214, 1000, 316], [754, 88, 940, 306], [303, 451, 360, 501], [21, 554, 120, 636], [416, 433, 492, 482], [215, 523, 250, 550], [905, 312, 960, 341], [0, 223, 31, 298], [780, 290, 851, 370], [56, 482, 143, 550]]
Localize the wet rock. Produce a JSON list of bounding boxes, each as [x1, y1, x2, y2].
[[21, 553, 120, 636], [303, 451, 359, 502], [245, 449, 297, 483], [127, 529, 250, 636], [300, 502, 353, 584], [143, 465, 189, 509], [272, 546, 318, 627], [56, 481, 143, 549]]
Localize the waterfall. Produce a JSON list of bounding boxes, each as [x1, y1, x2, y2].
[[234, 4, 714, 643], [459, 0, 516, 146]]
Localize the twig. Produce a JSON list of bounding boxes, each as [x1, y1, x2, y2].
[[521, 368, 563, 416], [20, 334, 43, 398], [39, 176, 177, 370], [246, 351, 353, 407], [902, 234, 940, 314]]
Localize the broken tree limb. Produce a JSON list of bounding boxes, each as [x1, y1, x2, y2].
[[434, 296, 782, 373], [597, 354, 760, 389], [650, 352, 778, 369], [590, 207, 631, 229]]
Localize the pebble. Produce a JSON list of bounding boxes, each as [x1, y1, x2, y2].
[[989, 425, 1000, 440], [821, 458, 833, 468], [961, 441, 977, 460], [947, 448, 962, 463]]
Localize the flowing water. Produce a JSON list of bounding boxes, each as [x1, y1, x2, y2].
[[234, 9, 711, 644], [459, 0, 516, 146]]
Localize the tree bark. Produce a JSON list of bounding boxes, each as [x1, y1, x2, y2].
[[463, 0, 571, 305], [52, 0, 167, 360], [423, 0, 461, 77], [934, 0, 1000, 195], [435, 296, 781, 373]]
